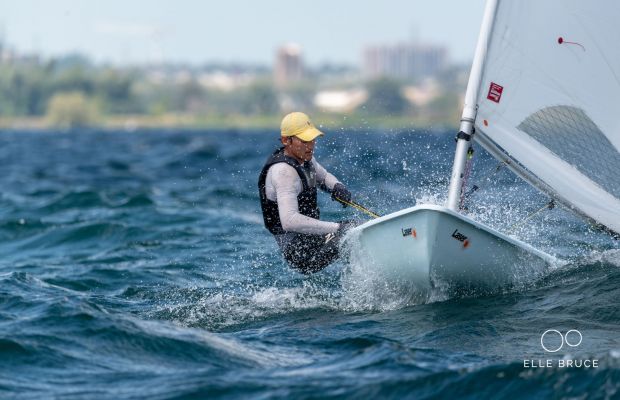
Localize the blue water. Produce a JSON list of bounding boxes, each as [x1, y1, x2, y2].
[[0, 128, 618, 399]]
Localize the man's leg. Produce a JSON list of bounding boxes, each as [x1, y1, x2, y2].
[[280, 233, 342, 274]]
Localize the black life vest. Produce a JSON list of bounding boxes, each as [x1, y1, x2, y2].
[[258, 147, 320, 235]]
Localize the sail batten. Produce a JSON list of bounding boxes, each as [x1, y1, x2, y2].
[[474, 0, 620, 234]]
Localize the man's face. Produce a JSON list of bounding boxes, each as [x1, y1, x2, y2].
[[282, 136, 316, 162]]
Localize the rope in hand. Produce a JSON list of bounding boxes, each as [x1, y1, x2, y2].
[[334, 197, 381, 219]]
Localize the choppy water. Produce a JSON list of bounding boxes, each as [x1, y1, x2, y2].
[[0, 128, 618, 399]]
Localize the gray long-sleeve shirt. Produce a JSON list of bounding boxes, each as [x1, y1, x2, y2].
[[264, 157, 340, 235]]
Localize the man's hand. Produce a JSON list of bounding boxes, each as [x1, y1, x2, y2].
[[337, 220, 357, 234], [331, 183, 351, 207]]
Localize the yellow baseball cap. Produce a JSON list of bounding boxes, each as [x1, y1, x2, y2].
[[280, 112, 324, 142]]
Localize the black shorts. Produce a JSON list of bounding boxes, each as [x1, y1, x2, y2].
[[275, 231, 344, 274]]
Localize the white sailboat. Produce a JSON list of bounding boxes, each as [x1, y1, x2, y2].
[[343, 0, 620, 296]]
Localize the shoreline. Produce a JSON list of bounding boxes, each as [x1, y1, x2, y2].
[[0, 114, 458, 132]]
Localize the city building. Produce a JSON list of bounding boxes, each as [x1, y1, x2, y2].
[[274, 43, 304, 88], [363, 42, 448, 82]]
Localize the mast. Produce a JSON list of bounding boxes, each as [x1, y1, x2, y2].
[[446, 0, 499, 211]]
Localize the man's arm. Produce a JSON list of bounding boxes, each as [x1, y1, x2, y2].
[[313, 159, 352, 206], [270, 164, 339, 235], [313, 158, 340, 191]]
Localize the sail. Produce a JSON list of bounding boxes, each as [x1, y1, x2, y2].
[[473, 0, 620, 234]]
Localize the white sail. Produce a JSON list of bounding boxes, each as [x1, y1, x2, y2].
[[473, 0, 620, 234]]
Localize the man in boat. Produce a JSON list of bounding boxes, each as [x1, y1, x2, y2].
[[258, 112, 355, 274]]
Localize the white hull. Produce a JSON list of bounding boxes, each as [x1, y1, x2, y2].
[[342, 204, 554, 296]]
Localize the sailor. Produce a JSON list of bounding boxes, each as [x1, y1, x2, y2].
[[258, 112, 355, 274]]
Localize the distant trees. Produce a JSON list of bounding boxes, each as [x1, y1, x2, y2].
[[278, 81, 317, 113], [0, 55, 465, 127], [427, 92, 461, 123], [0, 64, 49, 115], [362, 78, 409, 116], [243, 80, 279, 115], [46, 91, 101, 128], [187, 79, 278, 116], [95, 69, 140, 114], [0, 61, 143, 119]]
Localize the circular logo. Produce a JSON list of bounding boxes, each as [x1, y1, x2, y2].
[[541, 329, 582, 352], [565, 329, 582, 347]]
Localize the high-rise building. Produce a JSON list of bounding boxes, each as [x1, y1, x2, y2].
[[363, 43, 448, 82], [274, 44, 304, 88]]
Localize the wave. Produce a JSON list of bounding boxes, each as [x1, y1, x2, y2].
[[36, 190, 108, 212], [134, 245, 620, 335], [0, 274, 311, 378], [145, 280, 343, 331], [418, 354, 620, 399], [13, 222, 144, 249], [35, 190, 156, 213]]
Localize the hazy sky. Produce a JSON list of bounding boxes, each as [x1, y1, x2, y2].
[[1, 0, 486, 66]]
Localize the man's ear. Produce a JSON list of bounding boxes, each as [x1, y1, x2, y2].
[[281, 136, 291, 145]]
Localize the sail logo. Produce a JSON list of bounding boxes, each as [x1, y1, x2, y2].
[[401, 227, 417, 238], [487, 82, 504, 103]]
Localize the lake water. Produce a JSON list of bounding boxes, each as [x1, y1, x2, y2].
[[0, 128, 618, 399]]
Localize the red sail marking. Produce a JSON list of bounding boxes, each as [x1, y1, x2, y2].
[[487, 82, 503, 103], [558, 37, 585, 51]]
